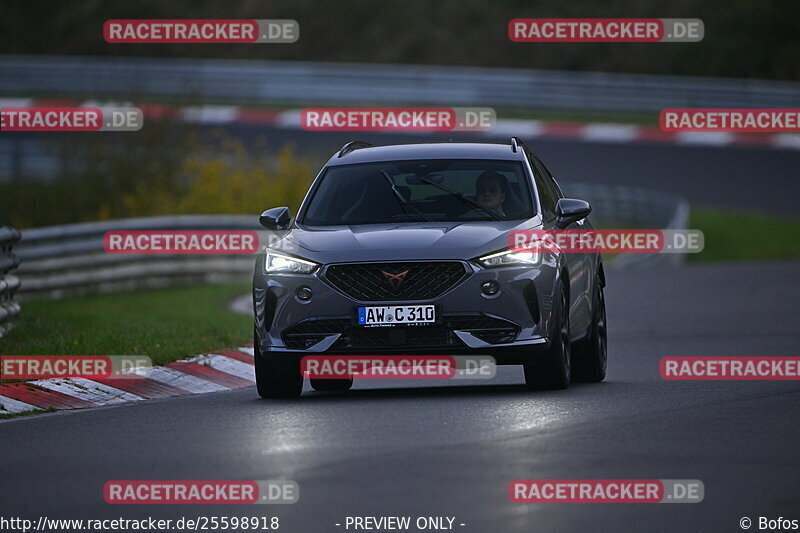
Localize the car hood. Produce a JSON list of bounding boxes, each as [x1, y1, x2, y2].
[[276, 219, 542, 263]]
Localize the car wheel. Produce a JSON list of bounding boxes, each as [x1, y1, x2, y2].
[[524, 282, 571, 390], [310, 378, 354, 392], [254, 329, 303, 399], [573, 277, 607, 383]]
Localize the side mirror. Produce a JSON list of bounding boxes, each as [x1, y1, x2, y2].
[[259, 207, 292, 230], [555, 198, 591, 228]]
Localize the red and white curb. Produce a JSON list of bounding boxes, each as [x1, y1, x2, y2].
[[0, 346, 256, 416], [3, 98, 800, 152]]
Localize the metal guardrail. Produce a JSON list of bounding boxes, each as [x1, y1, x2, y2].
[[0, 226, 22, 336], [1, 55, 799, 112], [13, 185, 688, 299], [15, 216, 261, 299]]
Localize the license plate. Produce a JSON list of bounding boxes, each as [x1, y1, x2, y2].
[[357, 305, 436, 327]]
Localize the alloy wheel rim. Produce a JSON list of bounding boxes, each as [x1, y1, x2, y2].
[[561, 291, 570, 376], [597, 289, 607, 373]]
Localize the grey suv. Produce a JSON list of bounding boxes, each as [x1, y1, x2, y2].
[[252, 138, 607, 398]]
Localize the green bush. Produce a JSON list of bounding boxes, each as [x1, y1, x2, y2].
[[0, 129, 316, 228]]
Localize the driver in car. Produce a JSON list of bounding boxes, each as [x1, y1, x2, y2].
[[474, 170, 509, 217]]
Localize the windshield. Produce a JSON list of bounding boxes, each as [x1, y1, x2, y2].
[[301, 159, 535, 226]]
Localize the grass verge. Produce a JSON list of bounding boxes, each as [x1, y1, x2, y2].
[[0, 282, 251, 369], [0, 408, 56, 420], [689, 208, 800, 262]]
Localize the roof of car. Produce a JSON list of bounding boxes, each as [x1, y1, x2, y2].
[[325, 142, 528, 166]]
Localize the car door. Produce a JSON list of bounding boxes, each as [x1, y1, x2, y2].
[[528, 153, 593, 340]]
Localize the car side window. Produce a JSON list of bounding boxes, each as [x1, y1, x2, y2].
[[527, 154, 557, 217], [534, 157, 564, 200]]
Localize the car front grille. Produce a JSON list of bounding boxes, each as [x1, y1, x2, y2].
[[323, 261, 469, 301], [282, 314, 519, 350]]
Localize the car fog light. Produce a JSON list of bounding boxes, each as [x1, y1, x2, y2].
[[481, 280, 500, 295], [296, 286, 313, 301]]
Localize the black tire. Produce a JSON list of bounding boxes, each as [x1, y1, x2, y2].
[[573, 277, 608, 383], [254, 330, 303, 399], [524, 282, 571, 390], [310, 378, 354, 392]]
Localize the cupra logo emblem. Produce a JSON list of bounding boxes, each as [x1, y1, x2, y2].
[[381, 269, 410, 291]]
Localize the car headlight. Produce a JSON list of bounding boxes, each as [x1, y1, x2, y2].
[[265, 250, 319, 274], [477, 248, 541, 268]]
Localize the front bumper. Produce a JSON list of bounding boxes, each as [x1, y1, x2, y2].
[[253, 259, 558, 365]]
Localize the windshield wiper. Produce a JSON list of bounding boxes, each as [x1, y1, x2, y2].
[[380, 169, 433, 222], [414, 175, 504, 220]]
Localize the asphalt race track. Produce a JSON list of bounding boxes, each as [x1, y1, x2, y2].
[[2, 260, 799, 532]]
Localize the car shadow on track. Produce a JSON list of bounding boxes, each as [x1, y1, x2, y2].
[[251, 380, 612, 404]]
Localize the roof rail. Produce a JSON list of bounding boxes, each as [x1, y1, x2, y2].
[[337, 141, 373, 158], [510, 137, 522, 153]]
